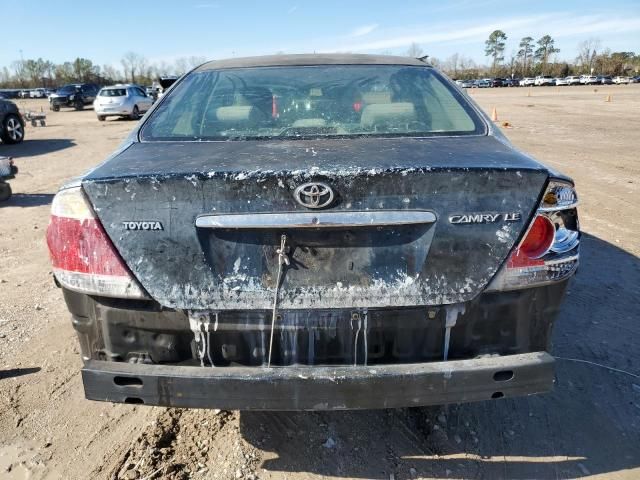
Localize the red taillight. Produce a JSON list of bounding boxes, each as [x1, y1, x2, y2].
[[488, 181, 580, 292], [508, 215, 555, 267], [47, 216, 131, 276], [46, 187, 147, 298]]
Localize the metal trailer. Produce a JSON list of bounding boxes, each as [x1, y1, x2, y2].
[[24, 110, 47, 127]]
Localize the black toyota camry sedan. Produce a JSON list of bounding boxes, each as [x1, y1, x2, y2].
[[47, 54, 579, 410]]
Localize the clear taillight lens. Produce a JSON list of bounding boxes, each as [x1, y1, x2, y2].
[[487, 180, 579, 291], [46, 187, 148, 299], [540, 180, 578, 211]]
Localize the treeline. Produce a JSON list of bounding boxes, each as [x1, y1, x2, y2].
[[3, 37, 640, 89], [410, 36, 640, 79], [0, 52, 207, 89]]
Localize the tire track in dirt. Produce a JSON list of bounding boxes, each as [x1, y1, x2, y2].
[[106, 409, 262, 480]]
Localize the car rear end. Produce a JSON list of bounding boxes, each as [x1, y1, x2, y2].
[[47, 56, 580, 410], [94, 87, 134, 119]]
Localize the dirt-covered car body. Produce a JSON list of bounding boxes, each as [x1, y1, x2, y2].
[[47, 54, 580, 410]]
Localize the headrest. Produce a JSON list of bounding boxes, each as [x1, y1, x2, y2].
[[362, 91, 392, 104], [292, 118, 327, 127], [215, 106, 254, 122], [360, 103, 416, 127]]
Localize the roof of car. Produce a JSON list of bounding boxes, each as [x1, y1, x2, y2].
[[195, 54, 430, 71]]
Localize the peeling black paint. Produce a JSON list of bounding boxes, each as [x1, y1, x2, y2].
[[82, 136, 548, 310]]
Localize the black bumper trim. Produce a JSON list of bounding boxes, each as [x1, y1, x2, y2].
[[81, 352, 555, 410]]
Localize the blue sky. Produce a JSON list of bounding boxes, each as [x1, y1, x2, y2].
[[3, 0, 639, 68]]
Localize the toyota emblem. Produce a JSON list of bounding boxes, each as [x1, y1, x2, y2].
[[293, 182, 335, 209]]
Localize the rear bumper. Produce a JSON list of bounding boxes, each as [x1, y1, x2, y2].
[[81, 352, 555, 410], [95, 106, 132, 116]]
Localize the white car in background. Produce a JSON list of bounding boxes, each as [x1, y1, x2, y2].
[[555, 77, 569, 86], [93, 85, 153, 121], [29, 88, 48, 98], [519, 77, 535, 87], [580, 75, 598, 85], [613, 76, 630, 84], [566, 76, 581, 85], [534, 75, 555, 86]]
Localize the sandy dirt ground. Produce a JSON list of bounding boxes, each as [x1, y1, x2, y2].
[[0, 85, 638, 480]]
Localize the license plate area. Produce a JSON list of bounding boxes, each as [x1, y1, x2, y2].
[[197, 224, 435, 289]]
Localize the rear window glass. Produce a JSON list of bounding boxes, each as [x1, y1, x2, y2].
[[140, 65, 484, 141], [100, 89, 126, 97]]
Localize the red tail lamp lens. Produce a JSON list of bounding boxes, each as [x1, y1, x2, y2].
[[46, 187, 147, 299], [47, 216, 131, 276], [519, 215, 555, 259]]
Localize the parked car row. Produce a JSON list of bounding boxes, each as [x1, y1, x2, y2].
[[537, 74, 640, 86], [0, 82, 156, 150], [455, 78, 520, 88], [455, 74, 640, 88], [2, 82, 158, 122], [551, 75, 636, 86], [3, 88, 56, 98]]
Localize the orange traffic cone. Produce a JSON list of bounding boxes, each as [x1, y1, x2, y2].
[[491, 107, 498, 121], [605, 95, 612, 102], [527, 88, 531, 97]]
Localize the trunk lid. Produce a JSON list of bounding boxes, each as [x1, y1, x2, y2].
[[82, 136, 548, 309]]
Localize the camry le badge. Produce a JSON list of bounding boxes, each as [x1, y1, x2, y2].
[[449, 212, 521, 224]]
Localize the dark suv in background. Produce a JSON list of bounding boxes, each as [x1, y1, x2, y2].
[[0, 98, 25, 144], [49, 83, 100, 111]]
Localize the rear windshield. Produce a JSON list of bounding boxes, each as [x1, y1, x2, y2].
[[100, 88, 126, 97], [140, 65, 484, 141]]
